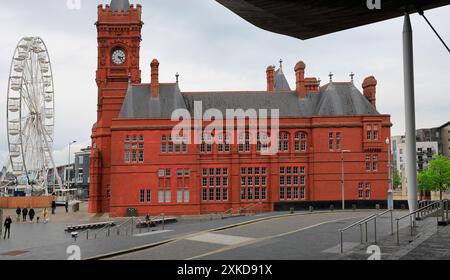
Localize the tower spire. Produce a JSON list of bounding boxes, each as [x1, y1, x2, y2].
[[110, 0, 130, 12]]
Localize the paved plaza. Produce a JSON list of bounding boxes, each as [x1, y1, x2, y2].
[[1, 204, 449, 260]]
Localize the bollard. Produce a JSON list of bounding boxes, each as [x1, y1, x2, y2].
[[374, 217, 377, 244], [359, 224, 363, 244], [86, 229, 89, 240], [162, 213, 165, 230], [309, 206, 314, 212], [290, 208, 295, 214]]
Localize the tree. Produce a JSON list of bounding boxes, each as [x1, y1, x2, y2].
[[417, 170, 432, 200], [424, 155, 450, 200], [393, 168, 401, 188]]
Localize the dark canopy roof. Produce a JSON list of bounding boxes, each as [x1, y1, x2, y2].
[[215, 0, 450, 39]]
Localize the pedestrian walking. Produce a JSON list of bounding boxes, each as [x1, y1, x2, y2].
[[22, 207, 28, 222], [51, 200, 56, 215], [28, 208, 35, 222], [42, 208, 49, 223], [65, 200, 69, 213], [15, 207, 21, 222], [3, 216, 12, 239]]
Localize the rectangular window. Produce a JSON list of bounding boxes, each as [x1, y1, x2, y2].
[[165, 190, 171, 203], [336, 132, 341, 150], [222, 188, 228, 201], [146, 189, 151, 202], [202, 188, 207, 201], [158, 169, 165, 177], [358, 183, 364, 199], [300, 187, 305, 199], [184, 169, 190, 177], [255, 176, 260, 186], [202, 178, 207, 187], [177, 169, 183, 177], [294, 187, 299, 199], [158, 190, 164, 203], [262, 187, 267, 200], [280, 187, 285, 200], [161, 142, 167, 153], [329, 132, 334, 151], [165, 169, 171, 177], [177, 190, 183, 203], [241, 187, 246, 200], [223, 177, 228, 186], [223, 168, 228, 175], [140, 189, 145, 203], [255, 188, 260, 200], [209, 188, 214, 201], [184, 190, 190, 202], [300, 176, 305, 185], [216, 188, 221, 201], [365, 183, 371, 199], [248, 187, 253, 200], [241, 177, 246, 186], [367, 125, 372, 140], [373, 125, 379, 140], [286, 187, 292, 199], [262, 176, 267, 186]]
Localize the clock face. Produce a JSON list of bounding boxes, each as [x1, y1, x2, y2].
[[112, 49, 126, 65]]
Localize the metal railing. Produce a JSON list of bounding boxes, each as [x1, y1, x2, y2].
[[340, 209, 394, 253], [239, 203, 261, 215], [395, 201, 441, 245]]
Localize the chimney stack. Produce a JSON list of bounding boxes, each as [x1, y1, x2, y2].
[[295, 61, 306, 98], [151, 59, 160, 98], [266, 65, 275, 92], [362, 76, 377, 109]]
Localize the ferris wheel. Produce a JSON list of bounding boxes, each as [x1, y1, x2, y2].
[[6, 37, 58, 194]]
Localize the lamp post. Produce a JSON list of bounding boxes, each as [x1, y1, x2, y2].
[[67, 140, 77, 188], [386, 137, 394, 210], [341, 149, 351, 210]]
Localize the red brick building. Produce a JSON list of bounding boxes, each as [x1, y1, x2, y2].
[[89, 0, 391, 217]]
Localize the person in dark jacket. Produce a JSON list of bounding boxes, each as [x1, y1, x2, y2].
[[51, 200, 56, 215], [3, 216, 12, 239], [15, 207, 21, 222], [65, 200, 69, 213], [22, 207, 28, 222], [28, 208, 35, 221]]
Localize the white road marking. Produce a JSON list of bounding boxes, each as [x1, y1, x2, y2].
[[322, 242, 360, 253], [186, 233, 254, 246], [133, 230, 173, 237]]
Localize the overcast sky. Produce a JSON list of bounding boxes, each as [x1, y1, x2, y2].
[[0, 0, 449, 166]]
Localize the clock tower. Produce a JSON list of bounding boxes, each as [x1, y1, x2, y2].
[[89, 0, 142, 213]]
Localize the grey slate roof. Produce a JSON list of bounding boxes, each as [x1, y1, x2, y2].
[[118, 81, 379, 119], [110, 0, 130, 12], [274, 68, 291, 91]]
